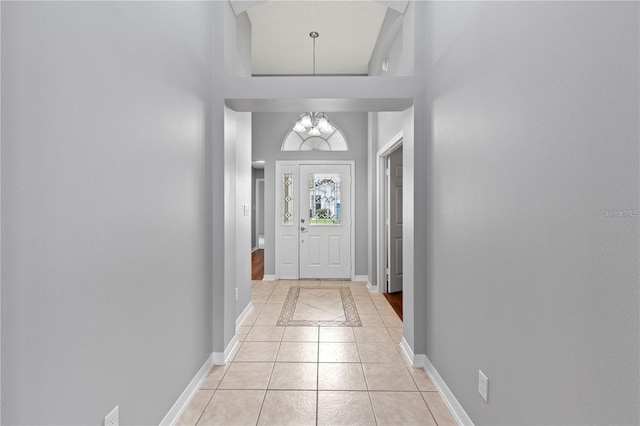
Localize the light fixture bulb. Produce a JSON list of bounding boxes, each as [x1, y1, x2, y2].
[[300, 114, 312, 128], [293, 121, 306, 132], [291, 112, 334, 142], [317, 117, 332, 133]]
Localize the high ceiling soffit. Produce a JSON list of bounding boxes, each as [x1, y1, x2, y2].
[[225, 97, 413, 112], [230, 0, 408, 16], [245, 1, 392, 75]]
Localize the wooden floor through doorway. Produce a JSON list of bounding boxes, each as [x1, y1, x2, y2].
[[252, 249, 264, 280], [383, 291, 403, 320]]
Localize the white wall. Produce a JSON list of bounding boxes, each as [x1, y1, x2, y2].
[[367, 1, 414, 289], [235, 12, 252, 78], [223, 107, 252, 341], [236, 113, 253, 313], [366, 110, 405, 290], [368, 2, 413, 77], [368, 8, 402, 77], [423, 2, 639, 424], [224, 6, 252, 78], [376, 112, 404, 151], [223, 107, 237, 345], [1, 2, 214, 423], [252, 112, 368, 278]]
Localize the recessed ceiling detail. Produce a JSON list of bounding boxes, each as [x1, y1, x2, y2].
[[247, 1, 388, 75]]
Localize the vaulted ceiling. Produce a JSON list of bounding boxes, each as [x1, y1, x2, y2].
[[244, 1, 389, 75]]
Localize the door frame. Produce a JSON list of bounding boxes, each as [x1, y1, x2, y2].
[[275, 160, 356, 280], [255, 178, 264, 249], [376, 131, 403, 293]]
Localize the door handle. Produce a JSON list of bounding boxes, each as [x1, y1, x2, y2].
[[300, 227, 308, 232]]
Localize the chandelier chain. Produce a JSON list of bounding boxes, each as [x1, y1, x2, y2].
[[309, 31, 319, 76], [291, 32, 334, 140]]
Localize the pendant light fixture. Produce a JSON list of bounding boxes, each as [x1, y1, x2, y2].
[[294, 112, 334, 135], [292, 32, 334, 136]]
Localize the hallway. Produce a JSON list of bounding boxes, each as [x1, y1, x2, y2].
[[177, 280, 456, 425]]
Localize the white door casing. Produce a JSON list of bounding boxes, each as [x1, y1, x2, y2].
[[275, 161, 354, 280], [376, 132, 403, 293], [299, 164, 352, 279]]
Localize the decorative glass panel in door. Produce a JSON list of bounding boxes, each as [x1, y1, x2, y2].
[[308, 174, 341, 225], [282, 173, 294, 225], [299, 164, 352, 279]]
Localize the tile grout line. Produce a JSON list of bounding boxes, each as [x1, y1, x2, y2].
[[191, 356, 236, 426], [193, 390, 215, 426], [316, 324, 320, 426], [368, 292, 396, 425], [254, 341, 280, 425], [247, 281, 277, 426], [356, 332, 380, 426], [420, 391, 440, 426]]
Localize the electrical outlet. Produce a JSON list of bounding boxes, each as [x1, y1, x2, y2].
[[478, 370, 488, 402], [235, 287, 239, 301], [105, 406, 119, 426]]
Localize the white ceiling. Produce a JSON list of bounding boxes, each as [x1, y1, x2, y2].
[[246, 1, 388, 75]]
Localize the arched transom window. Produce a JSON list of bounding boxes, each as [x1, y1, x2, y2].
[[281, 123, 349, 151]]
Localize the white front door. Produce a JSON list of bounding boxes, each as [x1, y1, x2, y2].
[[298, 164, 352, 279]]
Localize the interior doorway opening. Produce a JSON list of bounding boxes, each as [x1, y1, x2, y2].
[[255, 177, 265, 250], [376, 132, 403, 319], [252, 167, 265, 280]]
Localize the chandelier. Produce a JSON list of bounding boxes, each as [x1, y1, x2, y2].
[[293, 112, 333, 136], [291, 32, 333, 137]]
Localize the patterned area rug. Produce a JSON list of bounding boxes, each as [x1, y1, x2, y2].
[[277, 287, 362, 327]]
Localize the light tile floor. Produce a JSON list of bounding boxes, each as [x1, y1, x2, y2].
[[178, 280, 458, 426]]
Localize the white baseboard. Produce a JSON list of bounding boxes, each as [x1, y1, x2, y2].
[[159, 352, 215, 426], [224, 336, 240, 363], [399, 339, 473, 426], [422, 355, 474, 426], [236, 302, 254, 329], [262, 274, 277, 281], [212, 351, 225, 368], [399, 337, 414, 365], [212, 335, 240, 365], [355, 275, 376, 292], [413, 353, 428, 369]]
